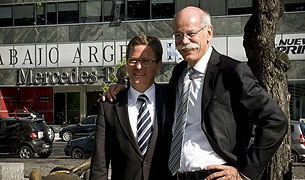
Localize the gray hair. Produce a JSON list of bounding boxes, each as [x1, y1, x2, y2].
[[200, 12, 211, 28], [172, 9, 212, 29]]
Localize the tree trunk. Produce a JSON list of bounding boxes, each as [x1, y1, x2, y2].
[[243, 0, 291, 179]]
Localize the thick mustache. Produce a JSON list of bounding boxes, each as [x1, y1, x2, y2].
[[176, 43, 199, 50]]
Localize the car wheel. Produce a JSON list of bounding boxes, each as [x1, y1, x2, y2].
[[38, 149, 52, 158], [62, 131, 73, 142], [71, 148, 85, 159], [44, 127, 55, 142], [47, 127, 55, 141], [291, 151, 298, 163], [19, 146, 34, 159]]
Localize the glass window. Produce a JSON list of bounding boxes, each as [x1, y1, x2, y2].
[[15, 4, 35, 26], [289, 81, 305, 121], [47, 3, 57, 24], [58, 2, 79, 24], [4, 122, 18, 133], [104, 0, 125, 22], [227, 0, 253, 15], [37, 3, 46, 25], [31, 121, 47, 131], [80, 1, 101, 23], [82, 116, 95, 125], [228, 7, 253, 15], [228, 0, 253, 8], [67, 92, 80, 124], [301, 123, 305, 135], [127, 0, 149, 20], [285, 3, 305, 12], [0, 5, 13, 27], [104, 0, 114, 22], [0, 122, 5, 133], [152, 0, 174, 19], [291, 125, 295, 133]]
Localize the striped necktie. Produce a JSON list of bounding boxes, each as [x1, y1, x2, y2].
[[137, 94, 153, 156], [168, 67, 195, 175]]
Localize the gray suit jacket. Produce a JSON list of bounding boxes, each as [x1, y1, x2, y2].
[[90, 84, 172, 180], [166, 48, 288, 180]]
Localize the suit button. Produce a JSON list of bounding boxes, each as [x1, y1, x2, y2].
[[143, 161, 147, 167]]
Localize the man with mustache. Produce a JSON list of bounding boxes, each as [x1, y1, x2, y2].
[[104, 6, 288, 180]]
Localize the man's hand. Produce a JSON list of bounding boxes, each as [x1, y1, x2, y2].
[[204, 165, 247, 180], [102, 84, 126, 102]]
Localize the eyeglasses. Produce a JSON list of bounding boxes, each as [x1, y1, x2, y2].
[[127, 58, 157, 67], [173, 26, 206, 42]]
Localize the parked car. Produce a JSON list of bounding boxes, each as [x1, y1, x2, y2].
[[291, 120, 305, 162], [64, 133, 94, 159], [0, 117, 53, 159], [59, 115, 97, 142]]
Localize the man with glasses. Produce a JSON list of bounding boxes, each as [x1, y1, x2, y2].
[[90, 35, 172, 180], [103, 6, 288, 180], [165, 6, 287, 180]]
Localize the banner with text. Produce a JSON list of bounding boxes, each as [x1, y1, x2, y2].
[[0, 33, 304, 69]]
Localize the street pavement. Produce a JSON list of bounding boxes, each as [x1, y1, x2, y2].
[[2, 133, 304, 180]]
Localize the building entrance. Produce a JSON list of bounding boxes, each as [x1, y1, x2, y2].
[[54, 93, 66, 125]]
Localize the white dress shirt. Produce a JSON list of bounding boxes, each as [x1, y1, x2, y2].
[[128, 84, 156, 138], [173, 46, 226, 172]]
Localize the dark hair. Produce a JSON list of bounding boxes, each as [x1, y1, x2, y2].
[[126, 35, 163, 63]]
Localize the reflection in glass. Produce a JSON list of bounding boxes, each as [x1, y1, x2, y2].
[[15, 4, 35, 26], [289, 81, 305, 121], [47, 3, 57, 24], [127, 0, 149, 20], [58, 2, 79, 24], [67, 92, 80, 124], [152, 2, 174, 19], [37, 3, 46, 25], [0, 6, 13, 27], [104, 0, 114, 22], [80, 1, 101, 23]]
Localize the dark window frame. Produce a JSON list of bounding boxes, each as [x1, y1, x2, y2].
[[0, 5, 13, 27], [14, 3, 35, 26]]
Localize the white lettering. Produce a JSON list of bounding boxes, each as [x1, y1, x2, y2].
[[16, 67, 100, 85]]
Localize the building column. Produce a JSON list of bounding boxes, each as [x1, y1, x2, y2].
[[79, 85, 87, 122]]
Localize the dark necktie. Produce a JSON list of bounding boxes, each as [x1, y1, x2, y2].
[[168, 67, 195, 175], [137, 94, 153, 156]]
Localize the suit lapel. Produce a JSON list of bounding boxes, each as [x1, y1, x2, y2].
[[201, 49, 220, 130], [200, 52, 236, 164], [155, 84, 166, 130], [115, 89, 142, 156]]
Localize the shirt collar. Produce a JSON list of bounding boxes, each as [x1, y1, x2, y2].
[[189, 45, 212, 74], [128, 83, 156, 105]]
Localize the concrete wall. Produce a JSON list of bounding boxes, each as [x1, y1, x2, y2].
[[0, 163, 24, 180]]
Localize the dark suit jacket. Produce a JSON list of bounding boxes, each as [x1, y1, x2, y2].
[[167, 48, 288, 180], [90, 83, 172, 180]]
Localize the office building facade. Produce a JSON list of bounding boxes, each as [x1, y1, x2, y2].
[[0, 0, 304, 124]]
